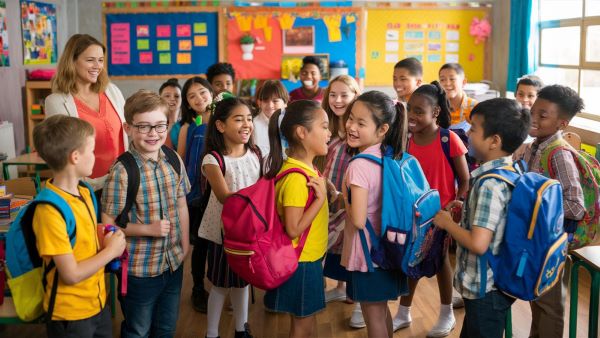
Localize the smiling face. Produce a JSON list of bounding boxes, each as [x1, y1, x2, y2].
[[211, 74, 234, 94], [407, 94, 439, 134], [516, 84, 538, 110], [160, 86, 182, 117], [258, 95, 286, 119], [301, 108, 330, 157], [74, 44, 104, 85], [393, 67, 421, 102], [216, 104, 254, 147], [328, 81, 356, 117], [125, 109, 169, 158], [300, 63, 322, 90], [439, 68, 466, 100], [346, 100, 388, 152], [186, 82, 213, 114], [528, 98, 567, 140]]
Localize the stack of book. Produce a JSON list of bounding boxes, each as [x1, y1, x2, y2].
[[0, 194, 29, 219]]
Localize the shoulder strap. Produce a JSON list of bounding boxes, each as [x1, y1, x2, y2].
[[79, 181, 99, 221], [351, 153, 383, 166], [440, 128, 458, 181], [162, 145, 181, 176], [476, 165, 520, 188], [210, 151, 226, 175], [115, 152, 139, 229], [251, 146, 264, 176]]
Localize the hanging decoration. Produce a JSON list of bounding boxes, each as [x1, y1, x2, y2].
[[469, 16, 491, 45]]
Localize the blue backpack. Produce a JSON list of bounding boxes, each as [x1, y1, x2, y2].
[[473, 162, 568, 301], [351, 147, 441, 278], [5, 181, 98, 321], [185, 123, 208, 202]]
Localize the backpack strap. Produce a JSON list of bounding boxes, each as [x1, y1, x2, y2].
[[114, 152, 139, 229], [440, 128, 459, 181], [79, 181, 99, 221], [275, 167, 316, 256], [162, 145, 182, 176]]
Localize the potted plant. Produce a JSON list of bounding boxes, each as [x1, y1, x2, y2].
[[240, 34, 255, 61]]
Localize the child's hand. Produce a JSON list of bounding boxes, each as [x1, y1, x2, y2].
[[433, 210, 454, 230], [326, 179, 338, 201], [445, 200, 463, 211], [307, 177, 327, 202], [104, 229, 126, 259], [150, 219, 171, 237]]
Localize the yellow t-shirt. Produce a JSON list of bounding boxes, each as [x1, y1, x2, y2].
[[450, 95, 478, 125], [275, 157, 329, 262], [32, 180, 106, 321]]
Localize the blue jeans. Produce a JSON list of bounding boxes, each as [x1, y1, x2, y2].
[[460, 290, 514, 338], [119, 265, 183, 338]]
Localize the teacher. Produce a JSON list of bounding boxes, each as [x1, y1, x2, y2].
[[45, 34, 127, 191]]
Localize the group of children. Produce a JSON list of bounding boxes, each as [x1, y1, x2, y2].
[[29, 54, 588, 338]]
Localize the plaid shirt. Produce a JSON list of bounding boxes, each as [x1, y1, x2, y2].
[[454, 156, 512, 299], [523, 132, 585, 220], [102, 146, 190, 277]]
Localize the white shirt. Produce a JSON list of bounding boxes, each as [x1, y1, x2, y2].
[[198, 149, 261, 244], [253, 112, 270, 156]]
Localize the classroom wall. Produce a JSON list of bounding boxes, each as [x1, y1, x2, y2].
[[0, 0, 72, 155]]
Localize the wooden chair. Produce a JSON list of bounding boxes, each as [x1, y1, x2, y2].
[[3, 177, 37, 197], [563, 132, 582, 150]]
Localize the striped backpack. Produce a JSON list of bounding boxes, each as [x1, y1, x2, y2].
[[540, 138, 600, 248]]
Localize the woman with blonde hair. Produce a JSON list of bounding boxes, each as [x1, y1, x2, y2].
[[45, 34, 127, 191]]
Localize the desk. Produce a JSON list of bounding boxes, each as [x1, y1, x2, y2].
[[569, 246, 600, 338], [2, 153, 48, 192]]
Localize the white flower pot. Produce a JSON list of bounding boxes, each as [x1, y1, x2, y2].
[[241, 43, 254, 61]]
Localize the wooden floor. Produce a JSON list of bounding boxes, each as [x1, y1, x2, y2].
[[0, 253, 593, 338]]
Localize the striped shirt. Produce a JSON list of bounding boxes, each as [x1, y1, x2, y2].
[[324, 136, 351, 253], [523, 132, 585, 220], [454, 156, 512, 299], [102, 146, 190, 277]]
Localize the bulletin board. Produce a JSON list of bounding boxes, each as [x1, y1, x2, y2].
[[103, 7, 219, 79], [365, 7, 491, 86], [225, 7, 362, 90]]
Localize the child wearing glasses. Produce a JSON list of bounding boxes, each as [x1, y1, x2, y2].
[[102, 90, 191, 337]]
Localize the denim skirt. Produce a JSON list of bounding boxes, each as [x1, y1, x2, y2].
[[323, 252, 349, 282], [346, 268, 407, 302]]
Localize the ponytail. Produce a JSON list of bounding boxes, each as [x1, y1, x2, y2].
[[411, 81, 451, 129], [265, 109, 285, 178], [384, 102, 408, 158]]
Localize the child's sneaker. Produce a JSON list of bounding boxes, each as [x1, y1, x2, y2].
[[393, 305, 412, 331], [234, 323, 253, 338], [451, 296, 464, 309], [426, 308, 456, 338], [349, 303, 366, 328], [325, 288, 347, 303], [192, 289, 208, 313]]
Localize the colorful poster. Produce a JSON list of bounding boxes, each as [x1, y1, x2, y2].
[[0, 1, 10, 67], [20, 0, 57, 65], [110, 23, 130, 64]]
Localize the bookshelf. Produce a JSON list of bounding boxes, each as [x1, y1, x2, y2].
[[24, 81, 52, 149]]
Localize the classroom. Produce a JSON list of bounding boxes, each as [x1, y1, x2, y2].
[[0, 0, 599, 337]]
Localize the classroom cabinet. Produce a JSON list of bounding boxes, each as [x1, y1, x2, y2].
[[24, 81, 51, 149]]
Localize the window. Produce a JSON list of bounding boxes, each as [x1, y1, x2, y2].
[[538, 0, 600, 119]]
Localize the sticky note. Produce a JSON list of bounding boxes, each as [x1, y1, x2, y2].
[[156, 25, 171, 38], [429, 31, 441, 40], [194, 35, 208, 47], [194, 22, 207, 34], [177, 24, 191, 37], [177, 52, 191, 64], [159, 52, 171, 64], [139, 51, 153, 64], [179, 40, 192, 51], [136, 25, 149, 37], [427, 54, 441, 62], [157, 40, 171, 51], [137, 39, 149, 50]]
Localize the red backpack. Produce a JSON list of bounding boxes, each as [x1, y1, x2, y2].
[[221, 168, 315, 290]]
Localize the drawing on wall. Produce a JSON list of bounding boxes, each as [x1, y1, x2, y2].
[[283, 26, 315, 54], [0, 1, 10, 66], [20, 0, 57, 65]]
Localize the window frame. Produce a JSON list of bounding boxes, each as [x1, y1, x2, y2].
[[538, 0, 600, 122]]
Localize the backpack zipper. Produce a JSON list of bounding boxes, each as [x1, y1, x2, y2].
[[412, 190, 438, 242], [224, 247, 255, 256]]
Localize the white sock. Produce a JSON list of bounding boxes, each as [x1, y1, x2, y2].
[[395, 304, 411, 320], [206, 286, 228, 338], [440, 303, 454, 319], [230, 286, 249, 332]]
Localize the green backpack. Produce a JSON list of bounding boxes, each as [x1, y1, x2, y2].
[[540, 139, 600, 248]]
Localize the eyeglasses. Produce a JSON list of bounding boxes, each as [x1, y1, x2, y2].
[[131, 123, 169, 134]]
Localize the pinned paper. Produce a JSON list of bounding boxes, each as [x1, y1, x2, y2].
[[156, 25, 171, 38], [136, 25, 149, 37], [428, 54, 441, 62], [137, 39, 149, 50], [157, 40, 171, 51], [264, 26, 273, 42], [385, 42, 399, 52], [111, 23, 131, 65], [235, 15, 253, 32], [429, 31, 441, 40], [446, 54, 459, 63], [139, 51, 153, 64], [345, 14, 356, 24], [177, 52, 191, 64], [177, 24, 191, 37], [446, 42, 459, 52], [385, 54, 398, 63], [386, 30, 399, 41], [446, 30, 459, 41], [179, 40, 192, 51], [253, 14, 272, 42], [323, 15, 342, 42], [194, 22, 207, 34], [194, 35, 208, 47], [159, 52, 171, 64], [278, 13, 295, 30]]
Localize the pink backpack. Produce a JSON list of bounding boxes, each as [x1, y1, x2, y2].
[[221, 168, 315, 290]]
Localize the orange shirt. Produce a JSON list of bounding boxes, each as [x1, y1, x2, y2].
[[450, 95, 478, 126], [75, 93, 125, 179]]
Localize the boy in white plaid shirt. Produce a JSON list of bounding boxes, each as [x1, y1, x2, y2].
[[434, 98, 531, 338]]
